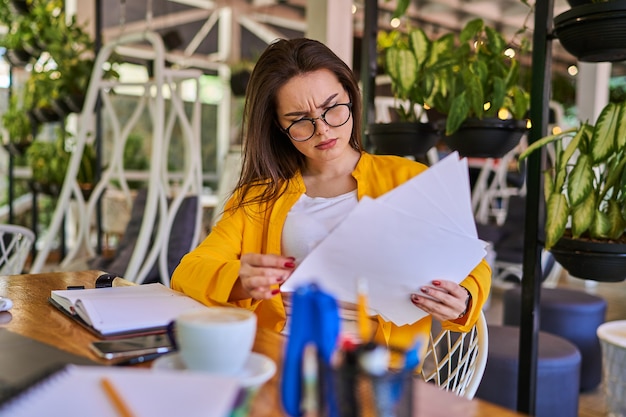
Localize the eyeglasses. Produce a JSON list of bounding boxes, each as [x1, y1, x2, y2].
[[282, 102, 352, 142]]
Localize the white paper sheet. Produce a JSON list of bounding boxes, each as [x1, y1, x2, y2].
[[2, 365, 240, 417], [282, 152, 486, 326]]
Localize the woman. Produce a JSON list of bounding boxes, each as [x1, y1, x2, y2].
[[171, 38, 491, 352]]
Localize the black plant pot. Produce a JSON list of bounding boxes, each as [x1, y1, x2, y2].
[[28, 107, 63, 124], [367, 122, 440, 163], [554, 1, 626, 62], [4, 48, 32, 67], [3, 139, 32, 157], [8, 0, 30, 14], [550, 235, 626, 282], [442, 118, 527, 158], [63, 92, 86, 114], [230, 70, 251, 97]]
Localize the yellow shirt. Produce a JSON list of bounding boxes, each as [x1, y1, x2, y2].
[[171, 152, 491, 351]]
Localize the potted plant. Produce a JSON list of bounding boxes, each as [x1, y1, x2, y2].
[[370, 26, 451, 161], [554, 0, 626, 63], [1, 91, 40, 155], [0, 11, 39, 66], [25, 128, 96, 196], [518, 99, 626, 282], [378, 18, 530, 159]]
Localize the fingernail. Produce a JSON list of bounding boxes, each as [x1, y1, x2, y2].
[[411, 294, 420, 303], [276, 276, 285, 283], [288, 256, 296, 261], [421, 287, 429, 294], [284, 261, 295, 268], [432, 280, 441, 286], [271, 289, 280, 296]]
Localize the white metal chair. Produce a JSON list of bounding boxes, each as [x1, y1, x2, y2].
[[420, 310, 488, 399], [0, 224, 35, 275]]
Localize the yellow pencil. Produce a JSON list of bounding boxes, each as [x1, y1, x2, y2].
[[357, 278, 372, 343], [101, 377, 136, 417]]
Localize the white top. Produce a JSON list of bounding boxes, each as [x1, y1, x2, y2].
[[281, 190, 358, 264], [281, 190, 359, 335]]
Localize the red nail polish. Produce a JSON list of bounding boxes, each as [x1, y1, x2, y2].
[[411, 295, 420, 303], [284, 261, 295, 268], [271, 289, 280, 296], [432, 280, 441, 286]]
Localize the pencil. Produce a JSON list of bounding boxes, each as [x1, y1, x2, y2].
[[101, 377, 136, 417], [357, 278, 372, 343]]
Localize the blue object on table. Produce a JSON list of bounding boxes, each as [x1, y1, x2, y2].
[[281, 283, 340, 417]]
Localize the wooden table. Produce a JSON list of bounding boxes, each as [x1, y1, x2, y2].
[[0, 270, 528, 417]]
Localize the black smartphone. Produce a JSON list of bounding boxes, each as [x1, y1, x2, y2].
[[90, 334, 173, 360]]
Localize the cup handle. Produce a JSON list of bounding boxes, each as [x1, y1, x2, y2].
[[166, 320, 178, 351]]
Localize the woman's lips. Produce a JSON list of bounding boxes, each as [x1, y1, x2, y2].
[[315, 138, 337, 150]]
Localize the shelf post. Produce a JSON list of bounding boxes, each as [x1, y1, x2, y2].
[[519, 0, 554, 414]]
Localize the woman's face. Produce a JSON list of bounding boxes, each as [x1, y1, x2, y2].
[[275, 69, 354, 163]]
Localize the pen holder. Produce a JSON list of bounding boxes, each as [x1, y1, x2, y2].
[[320, 362, 414, 417]]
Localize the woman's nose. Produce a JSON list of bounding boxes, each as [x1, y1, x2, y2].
[[314, 118, 330, 135]]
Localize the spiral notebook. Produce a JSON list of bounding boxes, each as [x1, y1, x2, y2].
[[0, 365, 241, 417]]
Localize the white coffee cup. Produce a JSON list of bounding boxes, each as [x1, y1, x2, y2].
[[168, 307, 257, 375]]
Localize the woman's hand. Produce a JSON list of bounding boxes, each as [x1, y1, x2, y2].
[[410, 280, 471, 322], [230, 253, 296, 301]]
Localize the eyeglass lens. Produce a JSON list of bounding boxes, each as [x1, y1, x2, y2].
[[287, 103, 351, 142]]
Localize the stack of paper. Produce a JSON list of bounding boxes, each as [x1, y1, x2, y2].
[[282, 152, 487, 326]]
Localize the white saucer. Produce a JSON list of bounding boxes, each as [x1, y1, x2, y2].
[[152, 352, 276, 388]]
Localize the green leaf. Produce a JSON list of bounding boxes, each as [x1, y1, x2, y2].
[[408, 28, 430, 69], [484, 26, 506, 55], [391, 0, 410, 18], [589, 210, 611, 239], [386, 48, 417, 98], [571, 191, 595, 238], [545, 192, 569, 250], [607, 200, 626, 240], [445, 93, 470, 135], [510, 85, 529, 120], [491, 77, 505, 114], [591, 102, 618, 163], [460, 19, 484, 44], [567, 153, 593, 207], [543, 170, 554, 202], [463, 70, 484, 117], [616, 101, 626, 150], [600, 156, 626, 202], [561, 125, 589, 169], [518, 127, 578, 162]]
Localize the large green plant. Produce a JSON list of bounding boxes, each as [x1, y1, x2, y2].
[[379, 19, 530, 135], [518, 99, 626, 249]]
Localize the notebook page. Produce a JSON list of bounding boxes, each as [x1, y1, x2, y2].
[[0, 365, 240, 417]]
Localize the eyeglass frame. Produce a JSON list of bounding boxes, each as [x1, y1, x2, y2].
[[281, 102, 353, 142]]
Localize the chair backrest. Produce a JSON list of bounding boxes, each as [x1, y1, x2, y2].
[[419, 311, 488, 399], [0, 224, 35, 275]]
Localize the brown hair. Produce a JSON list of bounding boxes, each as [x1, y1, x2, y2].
[[231, 38, 363, 212]]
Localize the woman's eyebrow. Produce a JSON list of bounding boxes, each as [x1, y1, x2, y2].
[[283, 93, 339, 117]]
